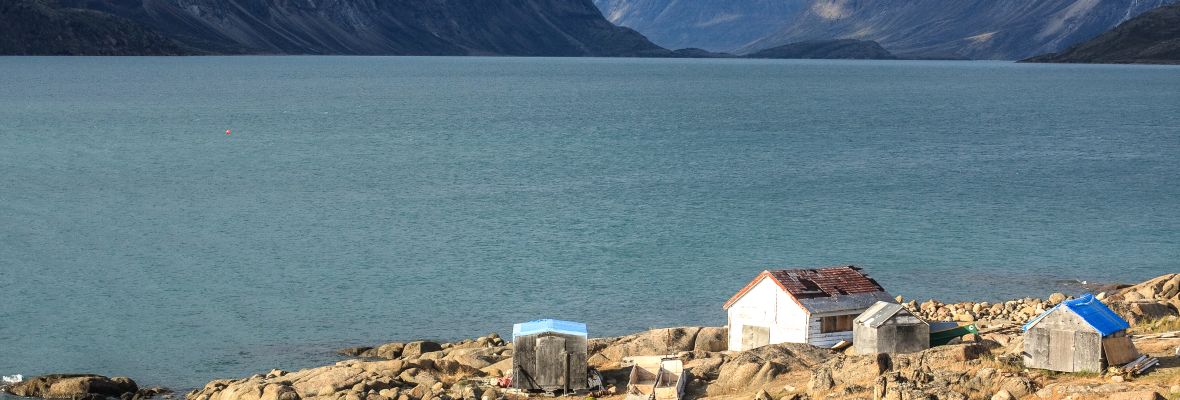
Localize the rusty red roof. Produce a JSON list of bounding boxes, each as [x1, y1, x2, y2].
[[723, 266, 888, 310]]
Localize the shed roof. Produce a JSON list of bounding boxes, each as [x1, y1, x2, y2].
[[854, 301, 926, 328], [724, 266, 891, 311], [513, 319, 587, 338], [1022, 294, 1129, 336]]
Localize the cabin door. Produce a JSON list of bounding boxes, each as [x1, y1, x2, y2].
[[741, 325, 770, 350], [1048, 329, 1075, 371], [535, 335, 567, 390]]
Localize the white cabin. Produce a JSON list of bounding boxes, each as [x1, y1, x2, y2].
[[724, 266, 894, 350]]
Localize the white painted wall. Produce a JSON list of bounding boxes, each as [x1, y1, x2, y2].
[[726, 276, 810, 351]]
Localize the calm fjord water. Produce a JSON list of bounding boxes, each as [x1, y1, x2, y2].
[[1, 57, 1178, 388]]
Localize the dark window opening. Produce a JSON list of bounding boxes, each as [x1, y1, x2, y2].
[[821, 315, 853, 333]]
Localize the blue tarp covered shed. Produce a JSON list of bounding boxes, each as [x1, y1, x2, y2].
[[1023, 294, 1129, 336], [511, 319, 590, 393], [1022, 293, 1137, 372]]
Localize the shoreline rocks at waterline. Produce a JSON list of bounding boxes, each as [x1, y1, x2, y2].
[[15, 274, 1180, 400], [897, 273, 1180, 325], [1, 374, 171, 400]]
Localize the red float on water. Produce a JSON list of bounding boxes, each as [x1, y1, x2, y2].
[[226, 129, 232, 135]]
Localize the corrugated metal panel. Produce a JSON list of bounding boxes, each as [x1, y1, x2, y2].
[[768, 266, 887, 299], [855, 301, 905, 328], [799, 291, 896, 314], [513, 319, 588, 339]]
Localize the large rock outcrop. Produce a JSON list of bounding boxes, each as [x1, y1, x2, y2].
[[587, 326, 728, 367], [705, 343, 833, 396], [3, 374, 139, 400], [192, 334, 513, 400]]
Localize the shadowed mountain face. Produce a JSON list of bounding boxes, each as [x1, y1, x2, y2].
[[592, 0, 805, 52], [1024, 3, 1180, 64], [0, 0, 188, 55], [7, 0, 669, 56], [746, 39, 895, 60], [596, 0, 1178, 60]]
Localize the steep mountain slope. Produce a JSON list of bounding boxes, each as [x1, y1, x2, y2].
[[0, 0, 188, 55], [743, 0, 1178, 60], [8, 0, 669, 56], [1023, 3, 1180, 64], [746, 39, 895, 60], [596, 0, 1178, 60], [591, 0, 805, 52]]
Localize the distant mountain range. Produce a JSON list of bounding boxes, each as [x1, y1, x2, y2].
[[5, 0, 1179, 62], [1, 0, 667, 56], [1024, 3, 1180, 64], [594, 0, 1179, 60]]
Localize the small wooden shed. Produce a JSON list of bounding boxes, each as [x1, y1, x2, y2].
[[853, 301, 930, 354], [511, 319, 590, 394], [1022, 294, 1137, 373]]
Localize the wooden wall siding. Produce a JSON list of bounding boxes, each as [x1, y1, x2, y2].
[[808, 316, 854, 347], [1024, 328, 1052, 370], [1048, 329, 1075, 371], [512, 333, 588, 392], [535, 336, 567, 390], [1022, 308, 1105, 372], [1103, 335, 1140, 365], [513, 334, 539, 390], [569, 351, 589, 391], [1072, 331, 1102, 372]]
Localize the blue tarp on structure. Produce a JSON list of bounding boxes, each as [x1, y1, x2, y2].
[[1022, 293, 1130, 336], [512, 319, 588, 339]]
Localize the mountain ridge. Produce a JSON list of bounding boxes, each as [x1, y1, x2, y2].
[[0, 0, 190, 55], [4, 0, 670, 56], [594, 0, 1180, 60], [1022, 3, 1180, 64]]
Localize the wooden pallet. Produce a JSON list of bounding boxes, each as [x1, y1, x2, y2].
[[1120, 355, 1160, 376]]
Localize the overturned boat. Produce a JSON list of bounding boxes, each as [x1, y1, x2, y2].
[[929, 321, 980, 346], [624, 356, 686, 400]]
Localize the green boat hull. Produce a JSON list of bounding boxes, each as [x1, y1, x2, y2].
[[929, 323, 980, 346]]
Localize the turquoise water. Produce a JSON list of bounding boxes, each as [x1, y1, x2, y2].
[[0, 57, 1178, 389]]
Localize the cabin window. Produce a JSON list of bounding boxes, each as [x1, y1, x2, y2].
[[821, 315, 853, 333]]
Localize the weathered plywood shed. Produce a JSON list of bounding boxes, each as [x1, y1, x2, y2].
[[724, 266, 895, 350], [1022, 294, 1137, 373], [511, 319, 590, 394], [623, 356, 686, 400], [853, 301, 930, 354]]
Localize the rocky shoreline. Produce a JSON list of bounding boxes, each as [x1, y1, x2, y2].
[[6, 274, 1180, 400]]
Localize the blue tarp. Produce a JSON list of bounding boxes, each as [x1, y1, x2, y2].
[[512, 319, 588, 339], [1022, 293, 1129, 336]]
